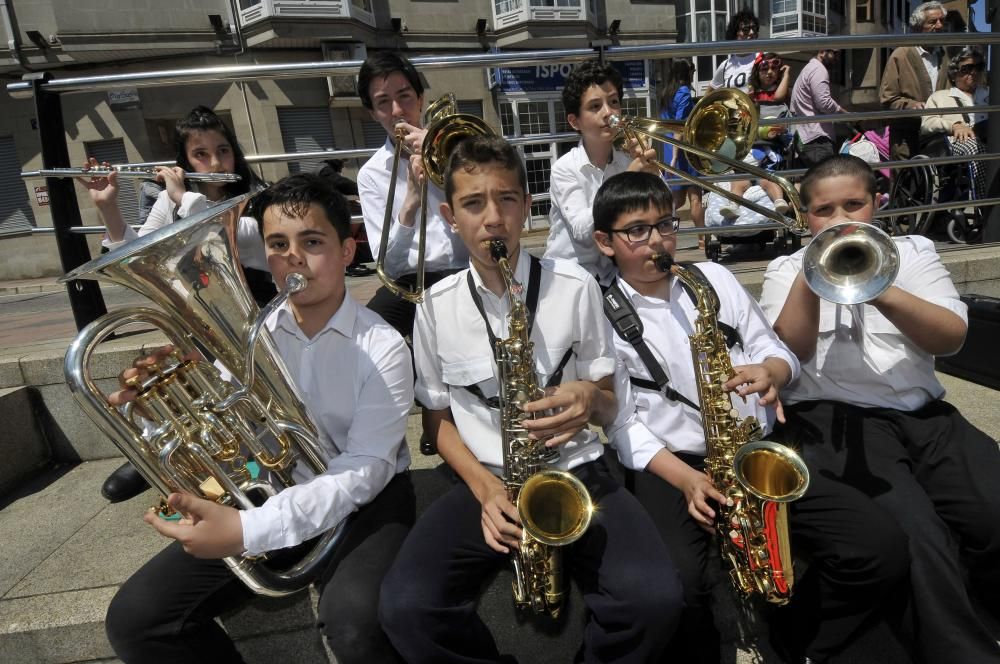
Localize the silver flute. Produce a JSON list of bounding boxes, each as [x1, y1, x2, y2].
[[21, 166, 241, 183]]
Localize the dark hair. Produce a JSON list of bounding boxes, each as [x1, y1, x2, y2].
[[593, 171, 673, 234], [562, 60, 624, 118], [660, 59, 694, 113], [799, 154, 877, 208], [358, 51, 424, 111], [174, 106, 260, 197], [749, 51, 780, 93], [725, 8, 760, 41], [323, 159, 344, 172], [251, 173, 352, 241], [443, 135, 527, 205]]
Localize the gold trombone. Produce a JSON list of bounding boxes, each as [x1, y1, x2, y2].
[[609, 88, 808, 235], [376, 93, 496, 303]]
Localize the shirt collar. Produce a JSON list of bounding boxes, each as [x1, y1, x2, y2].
[[267, 291, 358, 341], [616, 273, 675, 307], [468, 246, 531, 298]]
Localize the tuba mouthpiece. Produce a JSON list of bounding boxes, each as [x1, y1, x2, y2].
[[284, 273, 308, 294]]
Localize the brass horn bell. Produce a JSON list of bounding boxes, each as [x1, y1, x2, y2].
[[802, 221, 900, 305], [376, 93, 496, 303]]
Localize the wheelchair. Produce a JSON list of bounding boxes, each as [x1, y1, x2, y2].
[[888, 133, 984, 243]]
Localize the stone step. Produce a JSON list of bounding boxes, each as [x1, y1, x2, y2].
[[0, 386, 51, 495]]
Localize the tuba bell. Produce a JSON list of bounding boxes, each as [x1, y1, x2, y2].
[[802, 221, 900, 304], [61, 195, 345, 597], [609, 88, 808, 235], [375, 93, 496, 303]]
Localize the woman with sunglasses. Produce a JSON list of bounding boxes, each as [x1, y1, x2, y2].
[[921, 47, 989, 199], [708, 9, 761, 93]]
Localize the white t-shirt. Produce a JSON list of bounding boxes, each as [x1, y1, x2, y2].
[[711, 53, 759, 93]]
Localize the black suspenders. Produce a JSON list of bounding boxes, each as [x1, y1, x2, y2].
[[463, 256, 573, 409]]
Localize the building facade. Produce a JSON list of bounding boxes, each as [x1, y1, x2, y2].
[[0, 0, 958, 278]]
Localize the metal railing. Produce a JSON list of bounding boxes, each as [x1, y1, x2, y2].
[[9, 30, 999, 329]]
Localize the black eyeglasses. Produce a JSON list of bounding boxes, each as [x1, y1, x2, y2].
[[737, 25, 759, 36], [610, 218, 680, 242], [958, 62, 986, 76]]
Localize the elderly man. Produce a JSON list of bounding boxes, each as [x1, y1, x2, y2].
[[879, 1, 950, 160]]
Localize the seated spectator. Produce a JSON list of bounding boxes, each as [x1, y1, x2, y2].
[[921, 46, 988, 199], [718, 51, 793, 221]]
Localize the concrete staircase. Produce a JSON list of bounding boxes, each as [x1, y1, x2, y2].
[[2, 244, 999, 664]]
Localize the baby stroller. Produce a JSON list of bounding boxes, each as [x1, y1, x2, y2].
[[701, 110, 801, 262], [888, 131, 984, 243], [840, 128, 891, 198]]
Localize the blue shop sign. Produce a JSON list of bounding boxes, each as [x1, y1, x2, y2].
[[495, 60, 647, 93]]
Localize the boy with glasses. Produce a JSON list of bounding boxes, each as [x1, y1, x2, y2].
[[596, 171, 911, 664]]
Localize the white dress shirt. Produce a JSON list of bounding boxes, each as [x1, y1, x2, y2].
[[543, 143, 632, 285], [759, 235, 968, 411], [357, 139, 469, 278], [606, 263, 799, 470], [917, 47, 941, 91], [102, 190, 268, 272], [234, 293, 413, 555], [413, 249, 616, 474]]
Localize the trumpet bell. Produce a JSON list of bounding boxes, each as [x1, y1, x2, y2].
[[518, 469, 594, 547], [733, 441, 810, 503], [803, 221, 900, 305]]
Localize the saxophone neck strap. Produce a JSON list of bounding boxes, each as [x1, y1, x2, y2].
[[676, 263, 744, 351], [463, 255, 572, 409], [602, 279, 701, 413]]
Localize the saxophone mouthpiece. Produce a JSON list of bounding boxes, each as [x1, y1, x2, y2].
[[489, 239, 508, 263], [651, 253, 674, 273]]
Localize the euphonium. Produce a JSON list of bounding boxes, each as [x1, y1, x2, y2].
[[802, 221, 900, 305], [654, 253, 809, 604], [376, 93, 496, 303], [609, 89, 808, 236], [491, 240, 593, 618], [61, 195, 344, 597]]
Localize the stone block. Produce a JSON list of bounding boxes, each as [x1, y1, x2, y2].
[[36, 381, 122, 462], [0, 387, 51, 495]]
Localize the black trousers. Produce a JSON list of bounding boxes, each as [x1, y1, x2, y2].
[[379, 458, 684, 664], [796, 137, 835, 170], [366, 270, 460, 339], [106, 473, 415, 664], [779, 399, 1000, 664], [630, 452, 909, 663]]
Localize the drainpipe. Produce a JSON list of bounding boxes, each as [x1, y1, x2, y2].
[[227, 0, 264, 181]]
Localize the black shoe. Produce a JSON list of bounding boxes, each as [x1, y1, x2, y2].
[[101, 461, 150, 502], [345, 264, 375, 277]]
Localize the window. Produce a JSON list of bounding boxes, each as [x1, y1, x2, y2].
[[0, 136, 35, 235], [771, 0, 828, 35], [529, 0, 581, 5], [350, 0, 372, 11], [277, 107, 336, 174], [856, 0, 873, 22], [676, 0, 732, 91], [495, 0, 522, 14]]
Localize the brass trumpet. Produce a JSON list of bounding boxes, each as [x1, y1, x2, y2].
[[376, 93, 495, 303], [609, 89, 808, 235], [22, 166, 241, 183], [802, 221, 900, 305]]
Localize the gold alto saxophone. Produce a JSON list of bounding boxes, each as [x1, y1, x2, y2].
[[654, 253, 809, 605], [491, 240, 594, 618]]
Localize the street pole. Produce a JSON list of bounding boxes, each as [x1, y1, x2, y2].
[[26, 72, 107, 330], [985, 0, 1000, 242]]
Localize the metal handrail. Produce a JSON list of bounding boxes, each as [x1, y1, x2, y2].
[[8, 33, 994, 98]]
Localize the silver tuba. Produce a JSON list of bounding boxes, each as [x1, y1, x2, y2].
[[802, 221, 900, 305], [61, 195, 344, 597]]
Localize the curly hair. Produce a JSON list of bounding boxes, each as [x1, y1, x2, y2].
[[562, 60, 624, 118], [725, 8, 760, 41]]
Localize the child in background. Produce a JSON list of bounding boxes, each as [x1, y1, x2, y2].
[[659, 58, 706, 250]]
